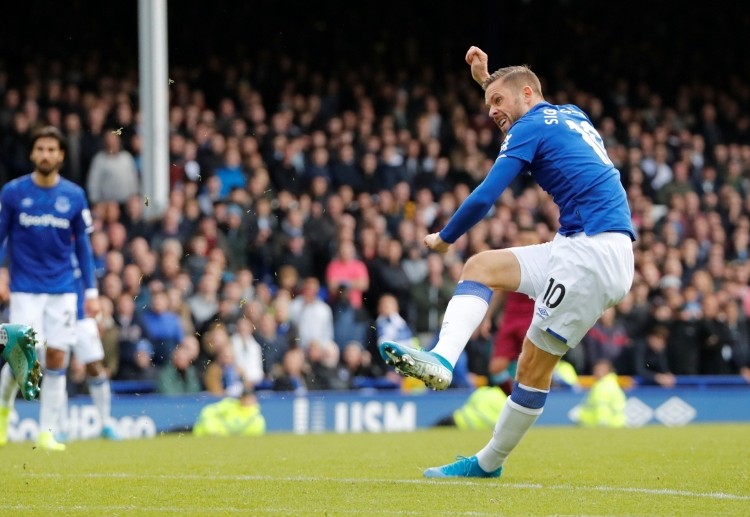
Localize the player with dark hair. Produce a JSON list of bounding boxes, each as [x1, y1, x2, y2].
[[380, 47, 635, 478], [0, 125, 99, 450]]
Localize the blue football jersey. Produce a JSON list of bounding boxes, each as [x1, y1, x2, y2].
[[439, 102, 635, 243], [0, 175, 95, 294]]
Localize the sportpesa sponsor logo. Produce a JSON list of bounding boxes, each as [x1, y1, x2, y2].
[[19, 212, 70, 229]]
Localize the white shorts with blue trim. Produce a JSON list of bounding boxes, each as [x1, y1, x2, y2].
[[509, 232, 634, 356]]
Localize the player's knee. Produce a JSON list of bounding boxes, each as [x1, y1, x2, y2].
[[461, 253, 489, 282], [462, 250, 520, 290], [86, 361, 105, 377], [45, 348, 67, 369]]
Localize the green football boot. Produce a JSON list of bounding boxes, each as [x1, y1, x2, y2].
[[0, 324, 42, 401]]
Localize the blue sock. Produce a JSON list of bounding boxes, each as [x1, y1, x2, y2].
[[509, 382, 548, 410]]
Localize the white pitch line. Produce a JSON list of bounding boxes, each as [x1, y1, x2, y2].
[[0, 504, 493, 516], [23, 472, 750, 502]]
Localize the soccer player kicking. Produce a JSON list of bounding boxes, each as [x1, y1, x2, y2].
[[380, 47, 635, 478], [0, 126, 99, 451]]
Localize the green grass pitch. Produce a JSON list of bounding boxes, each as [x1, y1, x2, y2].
[[1, 424, 748, 516]]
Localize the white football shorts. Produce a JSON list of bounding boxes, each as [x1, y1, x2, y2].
[[72, 317, 105, 364], [510, 232, 634, 356], [10, 292, 78, 351]]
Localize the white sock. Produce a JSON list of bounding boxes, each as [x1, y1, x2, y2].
[[88, 374, 112, 426], [39, 369, 67, 435], [0, 363, 18, 409], [430, 282, 492, 365], [58, 389, 69, 436], [475, 399, 543, 472]]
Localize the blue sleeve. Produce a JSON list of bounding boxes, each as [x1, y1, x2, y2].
[[75, 234, 96, 291], [438, 156, 526, 243], [72, 192, 96, 292], [0, 186, 14, 249]]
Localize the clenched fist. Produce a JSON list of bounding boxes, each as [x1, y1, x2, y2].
[[424, 232, 451, 253], [465, 46, 490, 87]]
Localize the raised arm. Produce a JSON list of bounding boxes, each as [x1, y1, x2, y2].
[[465, 46, 490, 88]]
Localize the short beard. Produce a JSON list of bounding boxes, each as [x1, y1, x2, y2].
[[35, 163, 59, 176]]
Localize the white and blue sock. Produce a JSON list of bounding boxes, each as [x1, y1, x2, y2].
[[38, 368, 67, 435], [88, 374, 112, 427], [476, 382, 549, 472], [430, 280, 493, 366]]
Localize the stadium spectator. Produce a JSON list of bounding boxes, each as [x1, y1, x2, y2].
[[254, 311, 290, 377], [156, 336, 202, 395], [149, 206, 188, 253], [401, 243, 428, 286], [433, 386, 507, 430], [86, 130, 140, 205], [203, 338, 245, 397], [375, 293, 417, 349], [580, 307, 631, 375], [368, 238, 414, 321], [340, 340, 390, 389], [222, 203, 252, 271], [231, 317, 264, 387], [113, 293, 155, 382], [575, 359, 627, 428], [193, 386, 266, 437], [141, 289, 185, 367], [278, 231, 315, 280], [289, 276, 334, 349], [167, 286, 196, 335], [325, 239, 369, 310], [97, 295, 120, 378], [305, 339, 348, 390], [633, 324, 676, 387], [187, 272, 222, 333], [121, 194, 153, 241], [699, 293, 735, 375], [214, 147, 247, 199], [272, 347, 308, 393], [410, 252, 456, 341]]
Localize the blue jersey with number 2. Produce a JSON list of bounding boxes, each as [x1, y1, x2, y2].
[[439, 102, 636, 243]]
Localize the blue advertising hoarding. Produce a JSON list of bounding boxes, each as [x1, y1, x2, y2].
[[5, 385, 750, 442]]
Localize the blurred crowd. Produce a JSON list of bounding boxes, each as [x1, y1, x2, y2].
[[1, 43, 750, 398]]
